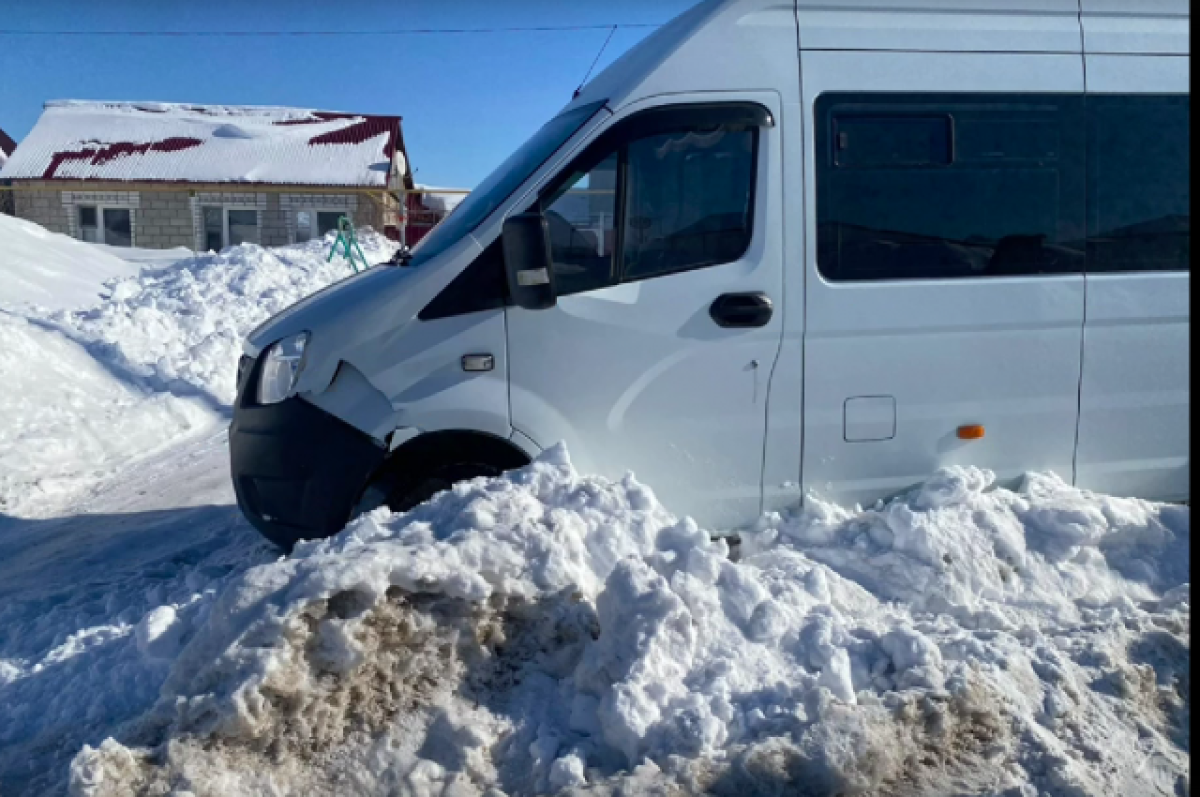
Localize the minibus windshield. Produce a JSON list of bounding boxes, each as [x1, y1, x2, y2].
[[404, 100, 607, 267]]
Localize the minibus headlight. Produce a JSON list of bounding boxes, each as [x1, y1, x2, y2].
[[256, 332, 309, 405]]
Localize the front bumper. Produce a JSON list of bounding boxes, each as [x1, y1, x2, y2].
[[230, 355, 386, 549]]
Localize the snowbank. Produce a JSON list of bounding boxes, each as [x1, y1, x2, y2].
[[0, 213, 139, 311], [0, 228, 397, 515], [0, 311, 211, 513], [91, 242, 195, 270], [67, 449, 1189, 797]]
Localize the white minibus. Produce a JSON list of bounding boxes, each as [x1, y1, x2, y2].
[[230, 0, 1189, 548]]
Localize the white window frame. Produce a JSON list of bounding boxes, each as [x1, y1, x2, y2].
[[199, 204, 262, 250], [77, 204, 134, 246], [294, 208, 350, 243]]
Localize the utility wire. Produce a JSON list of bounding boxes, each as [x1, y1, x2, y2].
[[574, 25, 618, 98], [0, 23, 660, 37]]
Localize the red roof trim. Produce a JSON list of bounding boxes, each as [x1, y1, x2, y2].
[[43, 137, 203, 179], [308, 117, 398, 159]]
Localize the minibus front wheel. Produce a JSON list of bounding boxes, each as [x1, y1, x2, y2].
[[356, 430, 532, 517]]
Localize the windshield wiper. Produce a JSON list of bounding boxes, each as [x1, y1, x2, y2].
[[386, 246, 415, 267]]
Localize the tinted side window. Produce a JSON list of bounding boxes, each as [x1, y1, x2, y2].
[[1088, 95, 1189, 273], [541, 151, 619, 296], [816, 93, 1086, 281], [622, 127, 756, 280], [418, 238, 508, 321], [532, 103, 766, 295]]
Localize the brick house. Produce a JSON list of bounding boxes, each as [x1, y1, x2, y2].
[[0, 101, 420, 249]]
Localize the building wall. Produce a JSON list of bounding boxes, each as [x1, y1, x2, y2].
[[263, 193, 290, 247], [279, 192, 359, 243], [133, 190, 193, 249], [10, 182, 393, 250], [13, 186, 69, 234]]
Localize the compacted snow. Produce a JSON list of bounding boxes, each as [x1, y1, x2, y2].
[[0, 220, 1188, 797]]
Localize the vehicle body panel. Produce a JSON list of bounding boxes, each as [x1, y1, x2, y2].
[[1073, 51, 1189, 501], [798, 50, 1088, 506]]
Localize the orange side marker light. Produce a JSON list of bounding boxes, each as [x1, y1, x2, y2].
[[957, 424, 985, 440]]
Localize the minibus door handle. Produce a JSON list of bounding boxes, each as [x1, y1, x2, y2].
[[710, 292, 773, 328]]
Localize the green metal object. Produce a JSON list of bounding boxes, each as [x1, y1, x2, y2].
[[327, 215, 369, 273]]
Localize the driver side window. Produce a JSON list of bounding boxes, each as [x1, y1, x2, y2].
[[537, 104, 762, 297], [541, 152, 619, 296]]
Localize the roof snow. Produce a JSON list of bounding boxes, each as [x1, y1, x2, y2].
[[0, 101, 405, 187]]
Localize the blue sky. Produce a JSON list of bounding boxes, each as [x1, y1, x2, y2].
[[0, 0, 698, 188]]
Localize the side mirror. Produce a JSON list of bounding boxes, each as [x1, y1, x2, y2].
[[502, 212, 556, 310]]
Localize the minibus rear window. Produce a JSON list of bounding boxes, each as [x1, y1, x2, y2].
[[833, 115, 951, 168], [1087, 95, 1189, 273], [816, 93, 1086, 282]]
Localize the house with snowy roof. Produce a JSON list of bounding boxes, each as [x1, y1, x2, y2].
[[0, 100, 416, 250]]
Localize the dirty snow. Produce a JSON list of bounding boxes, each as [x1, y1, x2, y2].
[[61, 453, 1190, 797], [0, 218, 1187, 797]]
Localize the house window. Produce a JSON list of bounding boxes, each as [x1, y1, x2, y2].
[[103, 209, 132, 247], [295, 210, 313, 243], [202, 206, 223, 251], [317, 211, 344, 236], [79, 206, 99, 243], [294, 209, 348, 243], [200, 205, 260, 250], [78, 205, 132, 247], [228, 209, 258, 246]]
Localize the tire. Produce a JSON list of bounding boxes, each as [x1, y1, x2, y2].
[[385, 461, 504, 513], [353, 431, 531, 518]]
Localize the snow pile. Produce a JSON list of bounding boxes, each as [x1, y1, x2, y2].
[[0, 311, 212, 513], [0, 212, 139, 310], [42, 231, 396, 407], [0, 228, 397, 514], [69, 449, 1189, 797]]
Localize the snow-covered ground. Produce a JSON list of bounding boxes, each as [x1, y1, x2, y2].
[[0, 219, 1188, 797]]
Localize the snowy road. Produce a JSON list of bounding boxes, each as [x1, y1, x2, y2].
[[0, 432, 277, 795]]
